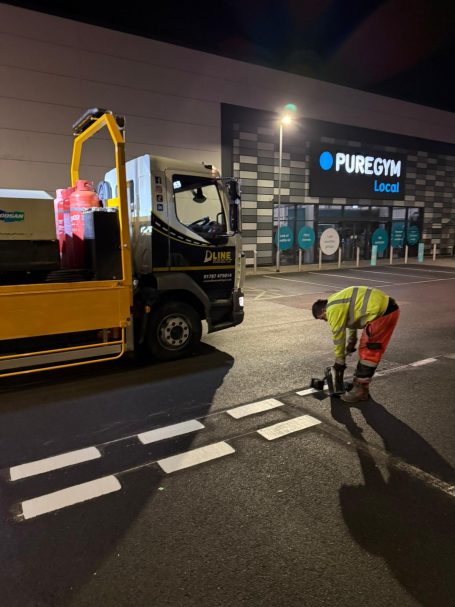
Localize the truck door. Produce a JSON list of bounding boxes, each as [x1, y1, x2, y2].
[[166, 172, 236, 299]]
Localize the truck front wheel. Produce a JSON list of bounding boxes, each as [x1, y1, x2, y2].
[[147, 301, 202, 361]]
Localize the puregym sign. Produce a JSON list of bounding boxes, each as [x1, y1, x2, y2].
[[310, 144, 405, 200]]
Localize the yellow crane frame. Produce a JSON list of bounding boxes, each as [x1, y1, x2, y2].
[[0, 111, 133, 377]]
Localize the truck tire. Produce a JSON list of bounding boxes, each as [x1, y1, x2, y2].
[[147, 301, 202, 361]]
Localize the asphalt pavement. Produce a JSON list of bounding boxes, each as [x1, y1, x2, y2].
[[1, 262, 454, 606]]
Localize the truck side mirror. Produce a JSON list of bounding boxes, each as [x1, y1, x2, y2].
[[227, 179, 241, 233]]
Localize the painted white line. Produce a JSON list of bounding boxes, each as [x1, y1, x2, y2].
[[227, 398, 284, 419], [158, 441, 235, 474], [444, 353, 455, 360], [388, 267, 455, 275], [308, 272, 390, 283], [263, 275, 344, 289], [20, 475, 121, 520], [296, 388, 320, 396], [257, 415, 321, 441], [348, 268, 429, 279], [409, 358, 438, 367], [10, 447, 101, 481], [394, 277, 455, 285], [138, 420, 204, 445]]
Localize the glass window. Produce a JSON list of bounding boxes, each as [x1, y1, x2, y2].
[[318, 205, 342, 219], [408, 207, 421, 227], [393, 208, 406, 220], [173, 174, 226, 238], [127, 180, 135, 213]]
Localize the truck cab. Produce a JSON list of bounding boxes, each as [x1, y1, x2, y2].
[[103, 154, 244, 360]]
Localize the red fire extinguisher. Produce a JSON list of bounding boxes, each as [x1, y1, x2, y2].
[[69, 180, 100, 268]]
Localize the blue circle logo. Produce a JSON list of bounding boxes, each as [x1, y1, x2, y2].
[[319, 151, 333, 171]]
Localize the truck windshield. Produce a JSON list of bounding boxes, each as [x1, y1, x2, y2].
[[172, 174, 227, 239]]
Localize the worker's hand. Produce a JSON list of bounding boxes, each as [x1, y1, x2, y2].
[[345, 338, 357, 355]]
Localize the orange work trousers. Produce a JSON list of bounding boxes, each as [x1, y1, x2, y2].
[[359, 309, 400, 367]]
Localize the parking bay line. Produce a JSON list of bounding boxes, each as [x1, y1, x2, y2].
[[391, 277, 455, 285], [388, 267, 455, 275], [9, 447, 101, 481], [348, 268, 433, 279], [157, 441, 235, 474], [138, 420, 204, 444], [257, 415, 321, 441], [308, 272, 390, 283], [263, 275, 345, 289], [19, 475, 121, 520]]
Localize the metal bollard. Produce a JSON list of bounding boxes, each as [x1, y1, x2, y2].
[[298, 248, 302, 272], [433, 243, 437, 261], [404, 245, 408, 264], [356, 246, 360, 267], [338, 247, 341, 269], [276, 248, 280, 272], [319, 248, 322, 270], [253, 249, 257, 273], [389, 246, 393, 265]]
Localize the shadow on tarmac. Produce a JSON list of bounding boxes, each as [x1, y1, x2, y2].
[[331, 398, 455, 607], [0, 344, 232, 464], [0, 346, 234, 606]]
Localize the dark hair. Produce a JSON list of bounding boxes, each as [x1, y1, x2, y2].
[[312, 299, 328, 319]]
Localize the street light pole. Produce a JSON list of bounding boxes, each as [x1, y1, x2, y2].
[[276, 120, 283, 272], [275, 107, 295, 272]]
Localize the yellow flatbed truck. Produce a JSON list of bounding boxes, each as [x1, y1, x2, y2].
[[0, 109, 244, 378]]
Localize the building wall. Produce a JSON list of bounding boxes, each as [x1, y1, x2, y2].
[[222, 105, 455, 259], [1, 4, 455, 195]]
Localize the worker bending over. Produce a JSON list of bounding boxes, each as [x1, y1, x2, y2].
[[312, 286, 400, 403]]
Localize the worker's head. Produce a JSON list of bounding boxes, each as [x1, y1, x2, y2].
[[312, 299, 328, 321]]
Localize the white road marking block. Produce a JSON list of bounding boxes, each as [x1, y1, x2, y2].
[[409, 358, 438, 367], [20, 475, 121, 520], [227, 398, 284, 419], [296, 387, 320, 396], [257, 415, 321, 441], [158, 441, 234, 474], [10, 447, 101, 481], [138, 420, 204, 445]]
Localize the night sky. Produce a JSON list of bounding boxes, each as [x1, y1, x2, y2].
[[5, 0, 455, 113]]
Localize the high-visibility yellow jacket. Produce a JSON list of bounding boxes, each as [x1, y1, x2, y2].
[[326, 286, 389, 363]]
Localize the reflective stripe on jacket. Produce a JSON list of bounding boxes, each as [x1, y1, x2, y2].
[[326, 286, 389, 362]]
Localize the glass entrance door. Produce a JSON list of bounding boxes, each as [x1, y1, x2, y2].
[[341, 222, 370, 261]]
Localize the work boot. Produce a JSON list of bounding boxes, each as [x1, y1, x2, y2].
[[341, 378, 370, 403]]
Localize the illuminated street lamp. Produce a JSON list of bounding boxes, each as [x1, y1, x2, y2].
[[276, 105, 296, 271]]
